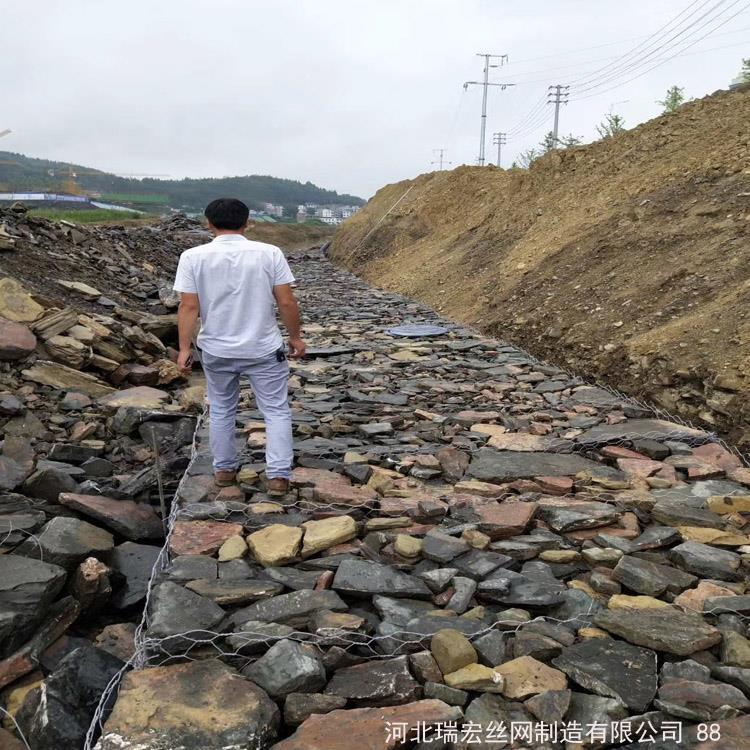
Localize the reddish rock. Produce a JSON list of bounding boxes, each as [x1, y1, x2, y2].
[[566, 512, 640, 541], [169, 520, 244, 556], [533, 476, 573, 495], [0, 317, 37, 361], [58, 493, 163, 541], [459, 498, 538, 540], [293, 467, 376, 507], [95, 623, 137, 661], [692, 443, 742, 471], [270, 699, 462, 750], [435, 446, 469, 481], [601, 445, 650, 460], [616, 458, 663, 478]]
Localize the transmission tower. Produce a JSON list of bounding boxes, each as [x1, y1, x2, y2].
[[547, 85, 570, 143], [492, 132, 507, 167], [431, 148, 451, 170], [464, 54, 514, 166]]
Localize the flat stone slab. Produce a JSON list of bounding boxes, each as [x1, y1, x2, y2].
[[577, 418, 710, 445], [594, 608, 722, 655], [333, 558, 432, 599], [270, 699, 462, 750], [97, 659, 279, 750], [467, 448, 623, 483], [553, 638, 657, 712]]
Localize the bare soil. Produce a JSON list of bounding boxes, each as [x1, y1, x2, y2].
[[331, 87, 750, 447]]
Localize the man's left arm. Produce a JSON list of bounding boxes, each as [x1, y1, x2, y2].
[[177, 292, 200, 371]]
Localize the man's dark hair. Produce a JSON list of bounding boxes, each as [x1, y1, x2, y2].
[[204, 198, 250, 230]]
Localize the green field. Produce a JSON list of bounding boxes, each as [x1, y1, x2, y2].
[[28, 208, 146, 224]]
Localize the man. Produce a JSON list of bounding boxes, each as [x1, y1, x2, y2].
[[173, 198, 305, 495]]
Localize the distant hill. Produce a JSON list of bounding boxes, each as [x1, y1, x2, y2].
[[0, 151, 364, 212]]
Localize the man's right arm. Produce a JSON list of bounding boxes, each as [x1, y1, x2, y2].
[[273, 284, 306, 359]]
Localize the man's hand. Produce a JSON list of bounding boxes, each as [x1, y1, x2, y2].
[[288, 337, 306, 359], [177, 349, 194, 374]]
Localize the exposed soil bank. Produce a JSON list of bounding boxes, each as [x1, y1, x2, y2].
[[331, 88, 750, 449]]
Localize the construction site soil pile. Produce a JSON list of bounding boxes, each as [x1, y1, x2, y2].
[[331, 87, 750, 448]]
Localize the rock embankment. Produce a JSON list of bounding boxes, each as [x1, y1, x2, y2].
[[0, 206, 208, 749], [89, 252, 749, 750]]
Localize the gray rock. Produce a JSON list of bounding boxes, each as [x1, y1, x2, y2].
[[565, 692, 628, 744], [245, 639, 326, 698], [612, 555, 696, 596], [670, 541, 742, 581], [47, 443, 101, 465], [467, 448, 624, 483], [22, 467, 79, 502], [15, 516, 113, 569], [452, 549, 512, 579], [0, 554, 67, 615], [166, 555, 218, 582], [594, 608, 722, 655], [577, 419, 708, 445], [711, 665, 750, 697], [325, 655, 421, 707], [473, 630, 507, 666], [661, 659, 712, 684], [232, 588, 348, 627], [424, 681, 469, 707], [15, 646, 124, 750], [422, 530, 469, 564], [656, 678, 750, 721], [524, 689, 571, 724], [110, 542, 161, 609], [539, 501, 621, 532], [226, 621, 296, 654], [417, 567, 459, 593], [553, 638, 658, 712], [446, 576, 476, 613], [283, 692, 347, 726], [147, 582, 225, 645], [373, 595, 436, 625], [333, 558, 431, 599]]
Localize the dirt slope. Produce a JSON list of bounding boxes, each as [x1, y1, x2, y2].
[[245, 220, 334, 251], [331, 87, 750, 447]]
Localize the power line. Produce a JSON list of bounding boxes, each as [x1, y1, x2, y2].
[[503, 23, 749, 140], [572, 0, 750, 99], [567, 0, 714, 88], [570, 0, 744, 95], [491, 24, 750, 85]]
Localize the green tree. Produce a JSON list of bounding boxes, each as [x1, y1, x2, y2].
[[558, 133, 582, 148], [517, 148, 539, 168], [657, 85, 686, 113], [596, 113, 626, 139], [742, 57, 750, 83], [540, 131, 557, 152], [539, 131, 582, 153]]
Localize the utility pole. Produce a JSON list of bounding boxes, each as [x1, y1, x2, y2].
[[547, 85, 569, 144], [464, 54, 513, 166], [431, 148, 451, 170], [492, 132, 507, 167]]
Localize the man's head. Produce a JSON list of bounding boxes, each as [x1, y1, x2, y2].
[[204, 198, 250, 233]]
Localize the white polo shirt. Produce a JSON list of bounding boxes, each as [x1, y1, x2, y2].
[[173, 234, 295, 358]]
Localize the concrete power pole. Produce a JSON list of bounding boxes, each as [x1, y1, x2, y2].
[[492, 132, 507, 167], [547, 85, 569, 144], [464, 54, 513, 166], [431, 148, 451, 170]]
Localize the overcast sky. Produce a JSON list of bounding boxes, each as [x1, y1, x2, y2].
[[3, 0, 748, 198]]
